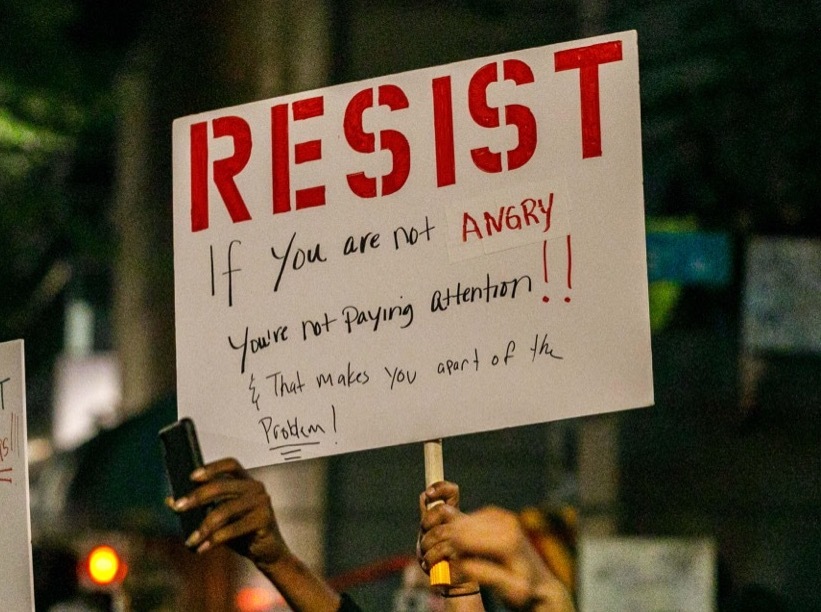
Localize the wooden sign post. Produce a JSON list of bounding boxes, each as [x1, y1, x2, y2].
[[424, 439, 451, 585]]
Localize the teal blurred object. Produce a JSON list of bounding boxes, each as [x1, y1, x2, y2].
[[646, 231, 732, 286]]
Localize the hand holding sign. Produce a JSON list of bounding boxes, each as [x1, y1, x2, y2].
[[423, 440, 451, 586]]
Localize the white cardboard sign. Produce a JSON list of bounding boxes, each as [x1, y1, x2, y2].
[[0, 340, 35, 611], [172, 31, 653, 467], [579, 537, 716, 612]]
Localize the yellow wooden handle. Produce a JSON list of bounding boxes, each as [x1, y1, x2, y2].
[[430, 560, 451, 586]]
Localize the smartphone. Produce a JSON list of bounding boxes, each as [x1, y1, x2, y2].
[[158, 417, 210, 544]]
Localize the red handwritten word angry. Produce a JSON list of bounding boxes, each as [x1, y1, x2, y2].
[[462, 194, 553, 242]]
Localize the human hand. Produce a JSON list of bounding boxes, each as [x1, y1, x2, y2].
[[166, 457, 288, 571], [419, 481, 481, 597], [419, 506, 575, 612], [167, 457, 345, 611]]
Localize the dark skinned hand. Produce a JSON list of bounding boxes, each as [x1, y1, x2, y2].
[[167, 457, 287, 572]]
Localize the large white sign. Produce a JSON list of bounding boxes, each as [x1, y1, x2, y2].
[[172, 31, 653, 467], [0, 340, 35, 610]]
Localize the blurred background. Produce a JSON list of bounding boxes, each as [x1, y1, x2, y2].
[[1, 0, 818, 610]]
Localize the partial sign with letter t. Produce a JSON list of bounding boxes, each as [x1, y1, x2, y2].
[[0, 340, 35, 611]]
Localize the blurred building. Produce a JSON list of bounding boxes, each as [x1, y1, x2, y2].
[[3, 1, 818, 610]]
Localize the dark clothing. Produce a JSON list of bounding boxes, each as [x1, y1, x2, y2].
[[338, 593, 364, 612]]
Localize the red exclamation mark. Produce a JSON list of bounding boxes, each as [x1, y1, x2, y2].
[[564, 234, 572, 303], [541, 234, 573, 304], [542, 239, 550, 303]]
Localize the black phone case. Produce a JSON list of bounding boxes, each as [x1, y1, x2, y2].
[[158, 418, 210, 544]]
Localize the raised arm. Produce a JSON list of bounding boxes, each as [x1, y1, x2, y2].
[[168, 457, 346, 612]]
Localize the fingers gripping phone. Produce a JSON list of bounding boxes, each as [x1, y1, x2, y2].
[[158, 418, 210, 544]]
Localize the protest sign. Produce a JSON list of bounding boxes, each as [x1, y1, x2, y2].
[[579, 537, 716, 612], [0, 340, 35, 610], [742, 237, 821, 355], [172, 31, 653, 467]]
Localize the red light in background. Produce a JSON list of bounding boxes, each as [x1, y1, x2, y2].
[[235, 585, 281, 611], [83, 545, 127, 587]]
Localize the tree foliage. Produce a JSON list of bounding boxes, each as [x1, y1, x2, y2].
[[0, 0, 144, 403], [611, 0, 820, 235]]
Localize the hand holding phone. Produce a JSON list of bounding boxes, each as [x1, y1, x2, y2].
[[158, 418, 210, 544]]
